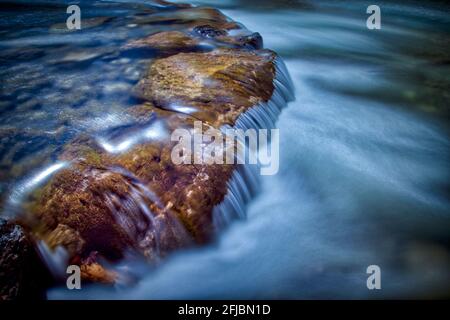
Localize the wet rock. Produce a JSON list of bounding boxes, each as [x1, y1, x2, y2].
[[134, 48, 276, 127], [29, 162, 149, 261], [80, 262, 117, 284], [122, 31, 201, 53], [23, 39, 278, 277], [193, 24, 228, 38], [26, 106, 233, 267], [193, 25, 263, 49], [234, 32, 264, 49], [110, 107, 235, 243], [122, 26, 262, 58], [0, 218, 49, 300], [77, 252, 117, 284], [121, 31, 208, 59], [44, 224, 85, 257]]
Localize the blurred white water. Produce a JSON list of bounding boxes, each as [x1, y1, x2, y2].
[[51, 0, 450, 298]]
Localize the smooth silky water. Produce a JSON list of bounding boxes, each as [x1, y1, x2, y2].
[[1, 0, 449, 298]]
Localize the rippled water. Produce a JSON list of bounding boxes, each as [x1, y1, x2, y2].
[[1, 0, 449, 298]]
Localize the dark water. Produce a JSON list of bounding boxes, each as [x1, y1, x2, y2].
[[1, 0, 449, 298]]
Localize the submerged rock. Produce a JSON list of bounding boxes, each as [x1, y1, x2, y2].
[[122, 31, 203, 55]]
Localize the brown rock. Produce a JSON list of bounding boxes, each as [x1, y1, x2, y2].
[[122, 31, 202, 54], [23, 47, 278, 278], [80, 263, 117, 284], [121, 26, 263, 58], [134, 48, 276, 127], [44, 224, 85, 257], [26, 106, 233, 265], [29, 162, 155, 261]]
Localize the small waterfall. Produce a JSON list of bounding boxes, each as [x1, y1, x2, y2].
[[16, 164, 193, 279], [36, 241, 70, 280], [103, 174, 162, 259], [234, 57, 294, 130], [105, 166, 192, 261], [213, 165, 260, 229], [213, 57, 295, 230]]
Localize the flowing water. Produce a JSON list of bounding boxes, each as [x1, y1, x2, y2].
[[1, 0, 449, 298]]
